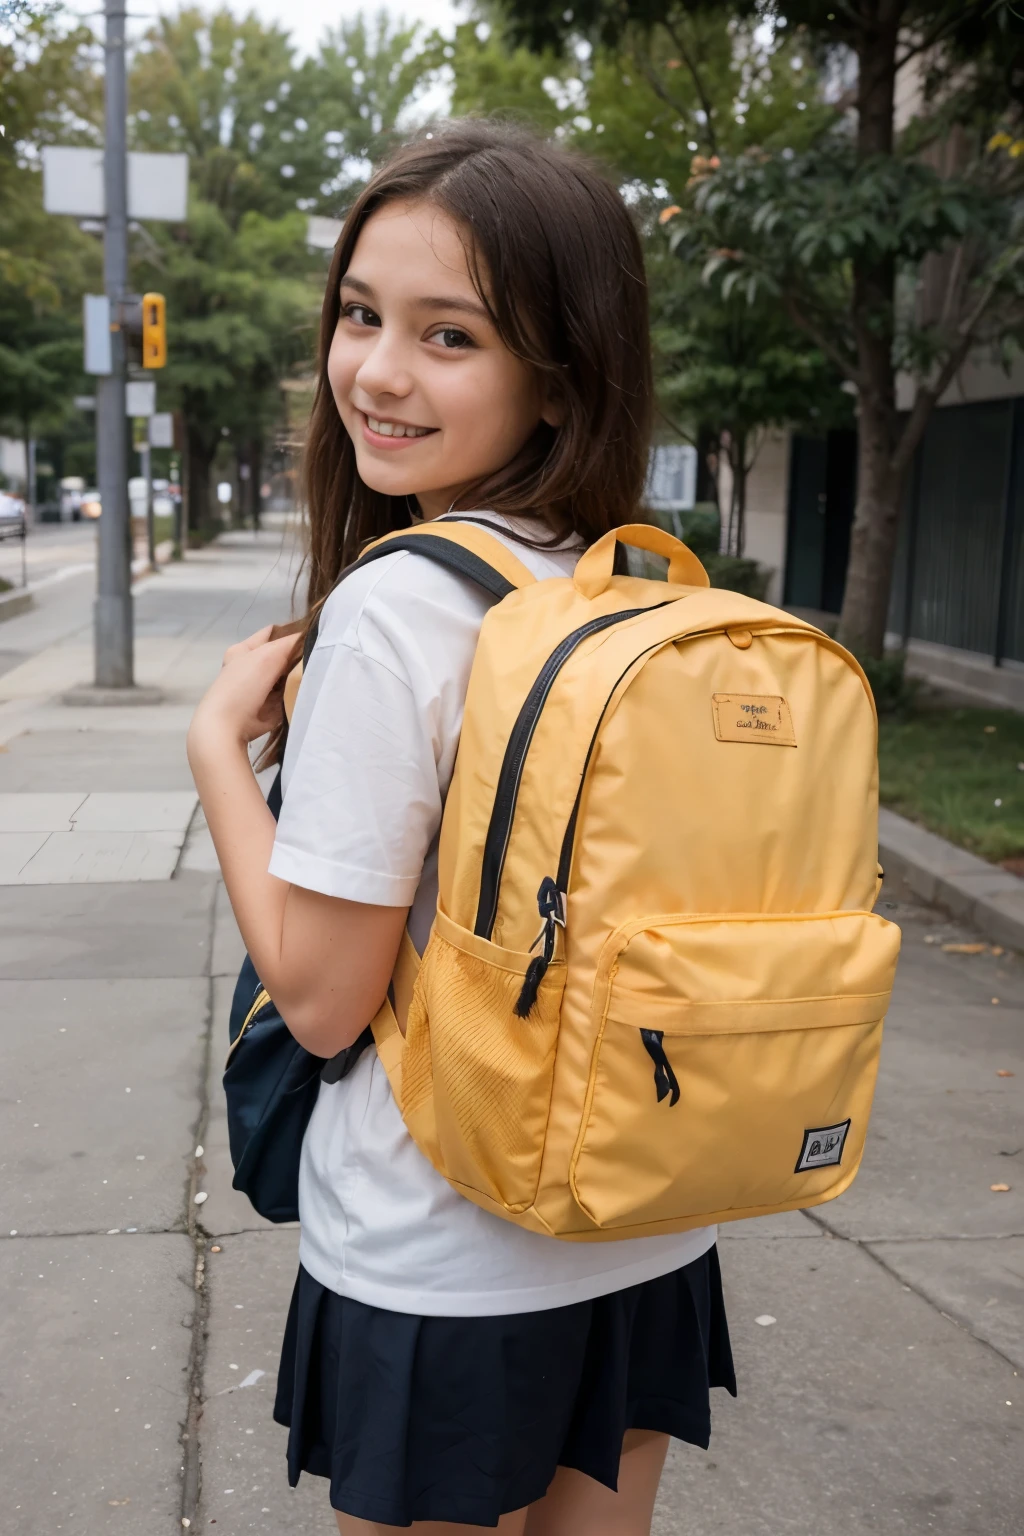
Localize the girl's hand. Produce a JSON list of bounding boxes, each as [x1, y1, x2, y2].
[[188, 626, 300, 758]]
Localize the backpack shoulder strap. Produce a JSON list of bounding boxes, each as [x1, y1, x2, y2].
[[302, 519, 536, 666]]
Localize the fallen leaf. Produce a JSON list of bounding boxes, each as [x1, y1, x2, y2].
[[991, 946, 1005, 956], [990, 1183, 1011, 1193], [942, 942, 986, 954], [992, 997, 1001, 1005], [997, 1069, 1015, 1077], [985, 725, 997, 733], [210, 1244, 221, 1253]]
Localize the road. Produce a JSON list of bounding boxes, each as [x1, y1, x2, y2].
[[0, 517, 98, 590], [0, 529, 1020, 1535]]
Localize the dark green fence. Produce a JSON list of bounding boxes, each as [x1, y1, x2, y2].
[[891, 397, 1024, 663]]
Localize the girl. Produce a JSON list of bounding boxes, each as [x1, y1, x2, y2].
[[188, 119, 735, 1535]]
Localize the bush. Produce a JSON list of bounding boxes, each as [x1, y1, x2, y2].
[[703, 553, 772, 601], [856, 650, 920, 715]]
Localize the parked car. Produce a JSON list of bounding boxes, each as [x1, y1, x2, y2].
[[80, 489, 102, 519], [0, 491, 26, 538], [60, 476, 85, 521]]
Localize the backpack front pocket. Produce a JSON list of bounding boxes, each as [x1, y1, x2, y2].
[[570, 910, 901, 1231], [404, 908, 566, 1212]]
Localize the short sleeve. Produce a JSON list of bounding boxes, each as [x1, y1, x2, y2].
[[268, 550, 490, 906]]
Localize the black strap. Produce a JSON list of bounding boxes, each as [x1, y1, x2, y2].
[[303, 531, 516, 666]]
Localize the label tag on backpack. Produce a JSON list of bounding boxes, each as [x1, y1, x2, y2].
[[795, 1119, 851, 1173], [712, 693, 796, 746]]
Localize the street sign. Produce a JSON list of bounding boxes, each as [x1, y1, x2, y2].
[[149, 413, 174, 448], [126, 379, 156, 417], [43, 147, 189, 221], [83, 294, 112, 375]]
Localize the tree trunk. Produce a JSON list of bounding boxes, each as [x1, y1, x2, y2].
[[725, 430, 747, 557], [185, 418, 215, 545], [250, 438, 262, 531], [835, 1, 903, 658], [839, 392, 908, 652]]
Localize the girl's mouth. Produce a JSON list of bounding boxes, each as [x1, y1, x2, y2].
[[361, 413, 438, 448]]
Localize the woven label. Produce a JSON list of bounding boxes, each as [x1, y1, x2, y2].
[[795, 1120, 851, 1173], [712, 693, 796, 746]]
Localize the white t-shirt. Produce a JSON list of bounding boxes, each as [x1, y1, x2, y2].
[[270, 513, 715, 1316]]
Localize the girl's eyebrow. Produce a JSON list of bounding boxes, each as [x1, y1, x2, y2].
[[340, 273, 490, 322]]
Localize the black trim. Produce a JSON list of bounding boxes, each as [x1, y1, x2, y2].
[[319, 1026, 373, 1085], [303, 532, 516, 666], [473, 606, 656, 939]]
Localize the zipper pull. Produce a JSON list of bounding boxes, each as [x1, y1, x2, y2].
[[640, 1029, 680, 1106], [514, 877, 565, 1018]]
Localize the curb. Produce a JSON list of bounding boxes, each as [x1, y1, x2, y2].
[[879, 806, 1024, 951], [0, 587, 34, 624]]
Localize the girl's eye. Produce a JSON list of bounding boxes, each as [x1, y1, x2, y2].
[[343, 303, 381, 328], [430, 326, 473, 351]]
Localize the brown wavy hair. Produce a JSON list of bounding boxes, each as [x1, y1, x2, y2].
[[302, 117, 653, 612]]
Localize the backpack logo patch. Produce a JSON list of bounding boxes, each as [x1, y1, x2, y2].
[[795, 1120, 851, 1173], [712, 693, 796, 746]]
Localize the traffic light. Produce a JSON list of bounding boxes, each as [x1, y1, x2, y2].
[[142, 292, 166, 369]]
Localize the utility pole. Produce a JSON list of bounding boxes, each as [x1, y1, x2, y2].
[[95, 0, 133, 688]]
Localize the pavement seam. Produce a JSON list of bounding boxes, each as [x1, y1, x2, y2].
[[180, 877, 219, 1531], [802, 1207, 1023, 1374]]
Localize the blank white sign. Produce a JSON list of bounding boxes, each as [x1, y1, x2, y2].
[[149, 412, 174, 448], [43, 147, 189, 221], [126, 379, 156, 417]]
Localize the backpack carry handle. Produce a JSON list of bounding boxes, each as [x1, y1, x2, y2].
[[574, 523, 709, 599]]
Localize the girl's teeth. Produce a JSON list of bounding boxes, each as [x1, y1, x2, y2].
[[368, 416, 427, 438]]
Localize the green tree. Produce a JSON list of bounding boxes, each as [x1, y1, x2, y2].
[[127, 6, 439, 535], [650, 239, 849, 554], [451, 6, 838, 553], [0, 8, 103, 504], [500, 0, 1024, 656]]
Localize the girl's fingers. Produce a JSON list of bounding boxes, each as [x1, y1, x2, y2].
[[222, 629, 298, 674], [222, 625, 276, 667]]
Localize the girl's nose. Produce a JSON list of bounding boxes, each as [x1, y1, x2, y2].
[[353, 328, 414, 401]]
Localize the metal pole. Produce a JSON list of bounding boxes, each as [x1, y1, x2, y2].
[[26, 437, 36, 526], [141, 439, 155, 569], [94, 0, 133, 687]]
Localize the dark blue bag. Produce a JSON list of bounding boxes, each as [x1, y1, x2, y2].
[[222, 529, 515, 1223], [223, 773, 371, 1223]]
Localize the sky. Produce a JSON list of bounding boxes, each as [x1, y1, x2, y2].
[[65, 0, 462, 55]]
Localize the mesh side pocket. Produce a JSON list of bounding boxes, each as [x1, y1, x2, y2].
[[403, 915, 565, 1212]]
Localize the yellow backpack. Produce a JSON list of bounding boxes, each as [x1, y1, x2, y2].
[[304, 519, 901, 1242]]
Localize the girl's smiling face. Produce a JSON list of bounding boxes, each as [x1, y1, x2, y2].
[[329, 200, 558, 520]]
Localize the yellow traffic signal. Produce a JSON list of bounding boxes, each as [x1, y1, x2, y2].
[[142, 292, 166, 369]]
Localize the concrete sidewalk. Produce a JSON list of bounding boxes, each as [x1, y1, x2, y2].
[[1, 532, 1021, 1534]]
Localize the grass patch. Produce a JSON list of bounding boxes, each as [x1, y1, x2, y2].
[[878, 705, 1024, 863]]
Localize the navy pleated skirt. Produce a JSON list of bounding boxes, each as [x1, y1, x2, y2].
[[273, 1245, 736, 1528]]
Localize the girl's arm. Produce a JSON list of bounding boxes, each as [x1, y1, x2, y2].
[[187, 627, 408, 1058]]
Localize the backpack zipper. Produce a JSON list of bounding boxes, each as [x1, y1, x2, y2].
[[474, 606, 656, 941], [506, 631, 684, 1016]]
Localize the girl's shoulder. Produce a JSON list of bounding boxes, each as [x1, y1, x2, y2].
[[314, 516, 582, 658]]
